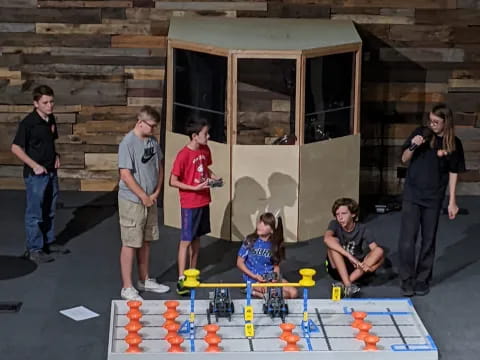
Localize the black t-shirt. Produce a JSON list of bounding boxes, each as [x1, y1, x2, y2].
[[12, 110, 58, 177], [327, 220, 376, 259], [402, 126, 465, 207]]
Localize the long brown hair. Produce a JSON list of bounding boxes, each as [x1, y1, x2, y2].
[[244, 212, 285, 265], [427, 104, 456, 153]]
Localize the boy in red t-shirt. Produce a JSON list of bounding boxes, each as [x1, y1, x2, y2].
[[170, 118, 222, 295]]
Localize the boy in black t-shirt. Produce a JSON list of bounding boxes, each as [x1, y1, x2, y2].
[[324, 198, 384, 297], [11, 85, 67, 264]]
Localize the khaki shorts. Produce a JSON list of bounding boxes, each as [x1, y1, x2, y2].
[[118, 196, 159, 248]]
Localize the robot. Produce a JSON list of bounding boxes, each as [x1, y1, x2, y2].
[[262, 272, 289, 321], [208, 288, 235, 321]]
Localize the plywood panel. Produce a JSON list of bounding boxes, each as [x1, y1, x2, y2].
[[80, 179, 118, 191], [231, 145, 299, 243], [85, 153, 118, 171], [163, 131, 231, 240], [298, 134, 360, 242], [207, 140, 231, 240]]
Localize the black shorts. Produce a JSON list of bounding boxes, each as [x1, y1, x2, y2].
[[325, 257, 356, 281]]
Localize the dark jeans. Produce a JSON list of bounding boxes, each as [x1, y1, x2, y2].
[[24, 172, 59, 252], [398, 200, 442, 284]]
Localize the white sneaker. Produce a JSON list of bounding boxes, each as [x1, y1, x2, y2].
[[137, 278, 170, 294], [121, 287, 144, 301]]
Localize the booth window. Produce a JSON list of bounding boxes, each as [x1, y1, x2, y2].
[[236, 59, 296, 145], [304, 52, 354, 144], [173, 49, 228, 143]]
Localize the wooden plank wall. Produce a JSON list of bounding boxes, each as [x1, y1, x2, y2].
[[0, 0, 479, 194]]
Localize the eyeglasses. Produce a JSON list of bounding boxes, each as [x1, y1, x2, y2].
[[141, 120, 157, 129]]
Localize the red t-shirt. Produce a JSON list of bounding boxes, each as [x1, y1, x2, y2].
[[171, 144, 212, 209]]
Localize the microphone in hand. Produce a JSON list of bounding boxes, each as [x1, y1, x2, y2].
[[409, 127, 433, 151]]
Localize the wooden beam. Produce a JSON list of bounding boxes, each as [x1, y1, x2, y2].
[[389, 25, 452, 43], [0, 33, 111, 47], [111, 35, 166, 48], [302, 43, 361, 58], [379, 48, 464, 62], [354, 47, 362, 135], [80, 179, 118, 191], [232, 54, 238, 145], [38, 1, 133, 8], [0, 8, 102, 23], [416, 9, 480, 26], [341, 0, 456, 9], [166, 41, 173, 132], [298, 55, 305, 145], [363, 82, 447, 102], [74, 121, 134, 135], [0, 23, 35, 32], [295, 54, 302, 146], [154, 1, 267, 11], [127, 97, 163, 107], [36, 23, 150, 35], [125, 67, 165, 80], [448, 79, 480, 92], [85, 153, 118, 171], [169, 39, 229, 57], [331, 14, 414, 24], [0, 0, 36, 7], [0, 105, 81, 113], [230, 50, 299, 59]]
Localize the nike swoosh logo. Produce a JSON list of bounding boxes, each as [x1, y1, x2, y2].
[[141, 152, 155, 163]]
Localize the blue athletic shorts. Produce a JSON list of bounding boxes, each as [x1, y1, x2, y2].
[[181, 205, 211, 242]]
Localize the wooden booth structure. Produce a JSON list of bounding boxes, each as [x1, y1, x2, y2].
[[164, 17, 362, 242]]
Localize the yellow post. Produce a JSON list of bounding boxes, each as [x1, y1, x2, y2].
[[183, 269, 200, 288], [298, 268, 316, 287]]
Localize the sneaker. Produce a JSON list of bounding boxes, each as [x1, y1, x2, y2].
[[28, 250, 54, 264], [121, 287, 143, 301], [414, 281, 430, 296], [137, 278, 170, 294], [401, 279, 415, 297], [344, 284, 361, 298], [45, 242, 70, 254], [176, 278, 190, 296]]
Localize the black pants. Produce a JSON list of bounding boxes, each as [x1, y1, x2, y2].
[[398, 200, 442, 284]]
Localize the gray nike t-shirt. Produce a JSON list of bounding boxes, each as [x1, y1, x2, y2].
[[118, 131, 163, 203]]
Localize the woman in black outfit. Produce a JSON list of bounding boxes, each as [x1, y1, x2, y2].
[[398, 104, 465, 297]]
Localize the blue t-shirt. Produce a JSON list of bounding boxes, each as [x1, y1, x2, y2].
[[238, 238, 273, 282]]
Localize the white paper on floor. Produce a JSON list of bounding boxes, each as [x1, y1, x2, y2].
[[60, 306, 99, 321]]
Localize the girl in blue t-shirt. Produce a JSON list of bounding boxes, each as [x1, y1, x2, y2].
[[236, 212, 297, 299]]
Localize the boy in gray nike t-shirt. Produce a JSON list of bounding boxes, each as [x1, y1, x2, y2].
[[118, 130, 162, 203], [117, 106, 169, 301]]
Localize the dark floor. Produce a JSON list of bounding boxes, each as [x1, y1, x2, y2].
[[0, 191, 478, 360]]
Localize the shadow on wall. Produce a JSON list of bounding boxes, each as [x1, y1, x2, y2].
[[225, 172, 298, 242]]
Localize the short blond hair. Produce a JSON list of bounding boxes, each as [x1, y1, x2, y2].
[[138, 105, 160, 123]]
